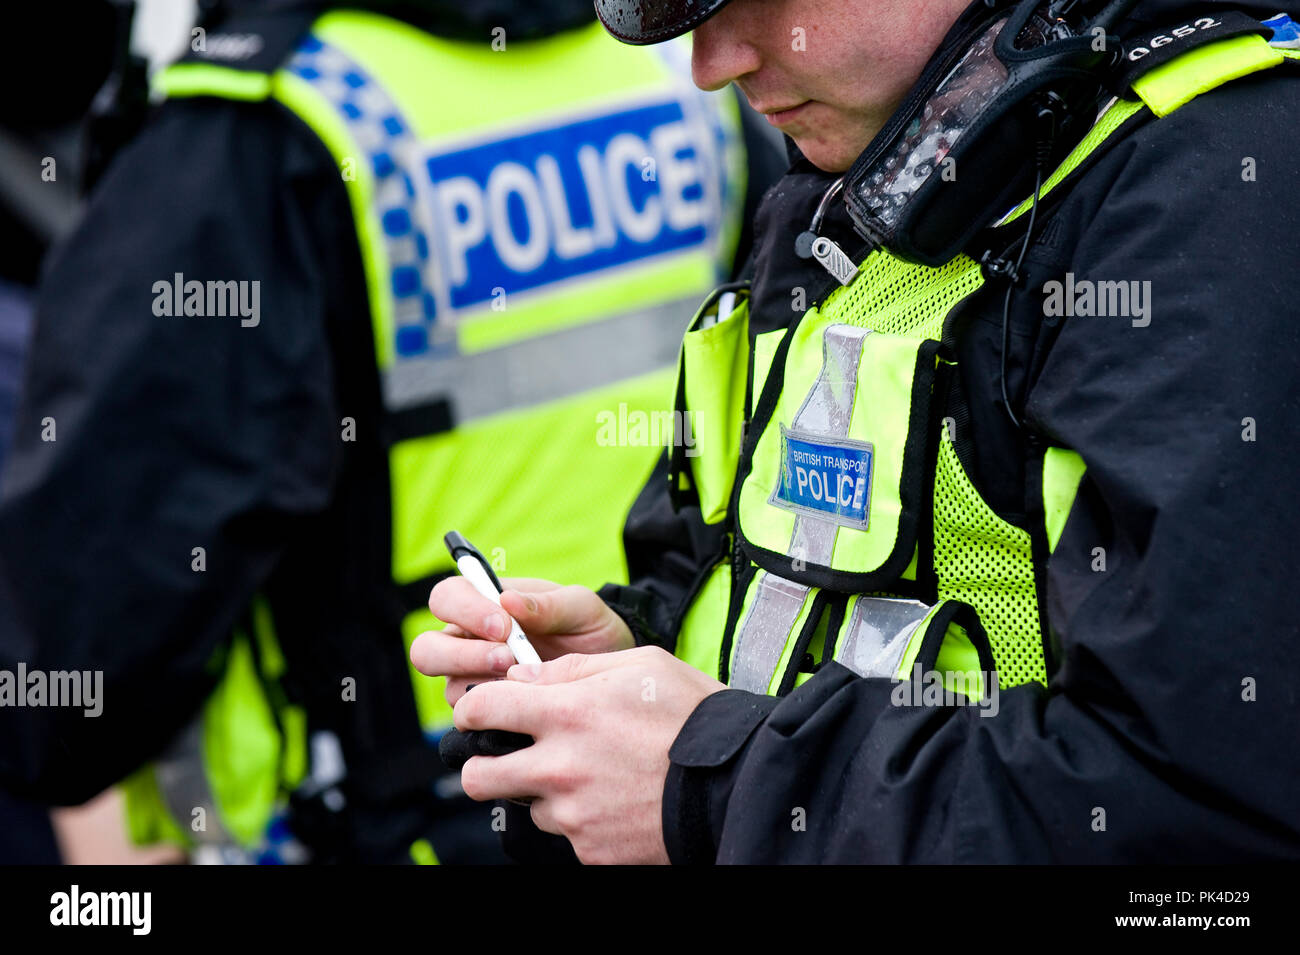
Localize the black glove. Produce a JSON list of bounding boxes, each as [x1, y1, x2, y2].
[[438, 728, 534, 771]]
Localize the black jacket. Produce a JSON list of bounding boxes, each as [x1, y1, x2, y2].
[[598, 0, 1300, 863], [0, 0, 785, 861]]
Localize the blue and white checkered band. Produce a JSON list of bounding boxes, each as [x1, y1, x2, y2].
[[288, 35, 440, 358]]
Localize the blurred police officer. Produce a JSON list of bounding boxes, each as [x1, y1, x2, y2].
[[0, 0, 784, 863]]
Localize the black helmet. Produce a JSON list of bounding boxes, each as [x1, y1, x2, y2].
[[595, 0, 735, 45]]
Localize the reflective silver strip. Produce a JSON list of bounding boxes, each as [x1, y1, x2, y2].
[[730, 571, 813, 693], [835, 596, 933, 679], [380, 295, 698, 423], [787, 325, 873, 561], [730, 325, 872, 692], [153, 717, 232, 847]]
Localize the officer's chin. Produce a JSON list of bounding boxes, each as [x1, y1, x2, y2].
[[800, 148, 855, 175], [790, 132, 858, 175]]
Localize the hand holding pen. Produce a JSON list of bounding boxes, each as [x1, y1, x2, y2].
[[443, 531, 543, 666], [408, 531, 636, 708]]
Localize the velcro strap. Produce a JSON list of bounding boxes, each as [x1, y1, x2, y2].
[[1131, 32, 1285, 117], [154, 8, 319, 101], [1113, 12, 1273, 94], [177, 9, 320, 72]]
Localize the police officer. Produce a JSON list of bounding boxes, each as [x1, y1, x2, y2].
[[0, 0, 784, 862], [416, 0, 1300, 862]]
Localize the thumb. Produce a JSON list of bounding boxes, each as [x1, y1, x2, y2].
[[507, 649, 632, 685], [500, 585, 605, 637]]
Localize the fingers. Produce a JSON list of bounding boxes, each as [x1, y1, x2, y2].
[[527, 798, 565, 838], [444, 676, 477, 706], [428, 576, 570, 642], [460, 745, 556, 804], [445, 675, 501, 707], [410, 630, 515, 679], [427, 576, 514, 642], [453, 678, 561, 737], [506, 646, 660, 685], [494, 577, 563, 593], [499, 584, 609, 638], [459, 754, 571, 844]]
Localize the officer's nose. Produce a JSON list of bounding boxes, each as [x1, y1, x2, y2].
[[691, 7, 762, 93]]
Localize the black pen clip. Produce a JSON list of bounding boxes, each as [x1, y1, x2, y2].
[[443, 530, 506, 593]]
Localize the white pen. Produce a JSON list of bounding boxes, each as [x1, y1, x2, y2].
[[443, 531, 542, 666]]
